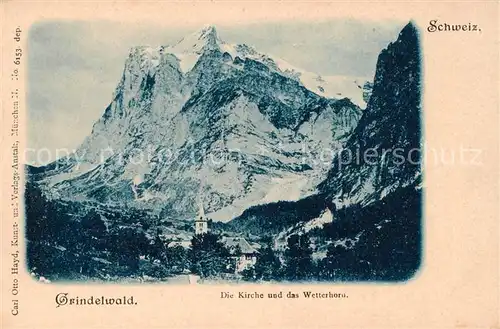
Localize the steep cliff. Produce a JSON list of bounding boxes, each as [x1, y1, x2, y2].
[[29, 26, 367, 221]]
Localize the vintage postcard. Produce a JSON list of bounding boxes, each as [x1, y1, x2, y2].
[[1, 1, 498, 328]]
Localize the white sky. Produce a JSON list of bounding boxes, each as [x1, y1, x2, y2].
[[27, 19, 404, 162]]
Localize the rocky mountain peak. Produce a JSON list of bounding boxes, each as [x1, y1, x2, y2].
[[170, 24, 222, 54], [318, 21, 422, 208], [198, 24, 218, 39], [399, 21, 418, 42], [32, 25, 370, 222]]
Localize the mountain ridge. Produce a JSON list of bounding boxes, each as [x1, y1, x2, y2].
[[28, 25, 368, 222], [228, 22, 422, 240]]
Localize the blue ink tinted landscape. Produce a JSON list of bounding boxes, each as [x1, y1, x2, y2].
[[25, 20, 422, 283]]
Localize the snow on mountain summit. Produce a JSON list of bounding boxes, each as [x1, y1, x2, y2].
[[128, 26, 370, 107], [170, 24, 221, 54], [31, 25, 368, 222]]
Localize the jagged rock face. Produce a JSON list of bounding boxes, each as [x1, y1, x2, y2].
[[361, 81, 373, 104], [318, 22, 422, 207], [32, 26, 368, 221]]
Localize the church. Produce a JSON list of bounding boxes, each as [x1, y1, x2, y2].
[[191, 201, 259, 273], [194, 202, 209, 235]]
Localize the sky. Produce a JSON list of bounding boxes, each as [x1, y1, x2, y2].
[[27, 19, 404, 163]]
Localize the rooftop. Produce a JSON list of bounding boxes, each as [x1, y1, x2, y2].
[[221, 237, 259, 255]]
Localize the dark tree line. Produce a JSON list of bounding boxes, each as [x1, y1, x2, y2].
[[25, 180, 420, 282], [240, 233, 314, 282], [188, 232, 232, 278], [25, 182, 236, 281], [241, 185, 421, 282], [25, 182, 189, 280]]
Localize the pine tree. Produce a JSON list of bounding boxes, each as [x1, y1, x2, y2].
[[81, 210, 107, 251], [284, 233, 314, 281], [188, 232, 230, 278], [318, 243, 361, 281], [166, 245, 189, 273], [254, 237, 282, 281], [149, 235, 167, 262], [109, 228, 149, 274]]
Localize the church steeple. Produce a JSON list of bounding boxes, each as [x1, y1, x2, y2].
[[195, 198, 208, 235], [198, 200, 205, 219]]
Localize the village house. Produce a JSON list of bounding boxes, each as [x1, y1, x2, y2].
[[166, 201, 259, 273], [221, 237, 259, 272]]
